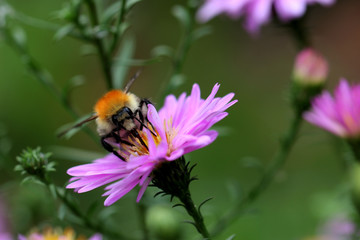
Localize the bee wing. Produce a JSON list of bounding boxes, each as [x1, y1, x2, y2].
[[124, 69, 142, 93], [57, 114, 98, 138]]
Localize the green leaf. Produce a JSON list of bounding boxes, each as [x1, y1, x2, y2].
[[172, 5, 190, 28], [11, 26, 27, 47], [20, 176, 35, 184], [112, 33, 135, 89], [112, 57, 162, 66], [226, 181, 243, 201], [126, 0, 143, 10], [241, 157, 264, 172], [117, 21, 130, 35], [102, 1, 120, 23], [169, 74, 185, 90], [226, 234, 236, 240], [151, 45, 174, 59], [58, 203, 67, 220], [49, 184, 57, 199], [13, 165, 23, 172], [98, 206, 117, 221], [80, 44, 97, 56], [54, 24, 75, 41], [192, 25, 212, 41], [62, 75, 85, 102]]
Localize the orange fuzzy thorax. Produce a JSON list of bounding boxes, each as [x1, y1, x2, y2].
[[94, 90, 130, 120]]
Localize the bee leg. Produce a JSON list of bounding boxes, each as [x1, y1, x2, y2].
[[110, 131, 134, 146], [130, 129, 148, 151], [101, 136, 125, 161], [133, 109, 157, 136], [135, 109, 145, 130], [139, 99, 156, 135], [141, 98, 153, 106], [119, 107, 155, 136]]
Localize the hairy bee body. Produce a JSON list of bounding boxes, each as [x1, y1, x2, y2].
[[58, 71, 152, 161], [93, 89, 152, 160], [94, 90, 142, 136]]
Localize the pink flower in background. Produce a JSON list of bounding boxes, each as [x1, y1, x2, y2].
[[67, 83, 237, 206], [197, 0, 335, 33], [293, 48, 328, 86], [302, 216, 356, 240], [304, 79, 360, 138], [320, 217, 355, 239], [18, 228, 102, 240], [0, 195, 12, 240]]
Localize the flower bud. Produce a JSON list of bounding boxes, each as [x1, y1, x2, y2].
[[291, 49, 329, 113], [146, 205, 181, 240], [293, 48, 328, 86], [15, 147, 55, 179]]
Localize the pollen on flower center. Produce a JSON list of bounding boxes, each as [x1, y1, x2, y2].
[[164, 117, 178, 156], [117, 121, 162, 160], [342, 112, 358, 133]]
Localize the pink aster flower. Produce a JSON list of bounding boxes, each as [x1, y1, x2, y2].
[[197, 0, 335, 33], [304, 79, 360, 138], [67, 83, 237, 206], [18, 228, 102, 240]]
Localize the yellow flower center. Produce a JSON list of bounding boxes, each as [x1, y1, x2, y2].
[[342, 112, 358, 136], [28, 227, 87, 240], [117, 122, 162, 160], [164, 118, 178, 156]]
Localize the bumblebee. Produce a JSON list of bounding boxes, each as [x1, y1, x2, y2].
[[59, 72, 154, 161]]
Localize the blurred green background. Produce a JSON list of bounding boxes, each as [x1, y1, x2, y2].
[[1, 0, 360, 239]]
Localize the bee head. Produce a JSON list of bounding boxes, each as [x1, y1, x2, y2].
[[94, 90, 130, 120]]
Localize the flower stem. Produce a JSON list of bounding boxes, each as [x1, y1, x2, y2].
[[287, 18, 311, 49], [110, 0, 128, 53], [159, 4, 196, 102], [136, 195, 150, 240], [85, 0, 113, 90], [349, 141, 360, 162], [178, 190, 210, 239], [152, 157, 210, 239], [211, 111, 303, 237]]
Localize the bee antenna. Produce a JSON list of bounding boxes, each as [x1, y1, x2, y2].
[[57, 114, 98, 138], [124, 69, 142, 93]]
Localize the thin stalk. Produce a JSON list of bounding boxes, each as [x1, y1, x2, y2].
[[1, 27, 98, 142], [85, 0, 113, 90], [152, 157, 210, 239], [110, 0, 127, 54], [137, 199, 149, 240], [349, 141, 360, 162], [179, 190, 210, 239], [159, 5, 195, 102], [287, 19, 311, 50], [211, 112, 303, 237], [274, 12, 310, 50]]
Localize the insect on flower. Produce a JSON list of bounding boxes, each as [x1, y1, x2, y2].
[[59, 71, 156, 161], [67, 83, 237, 205]]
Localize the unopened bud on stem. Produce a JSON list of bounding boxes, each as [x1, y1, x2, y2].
[[293, 48, 328, 86]]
